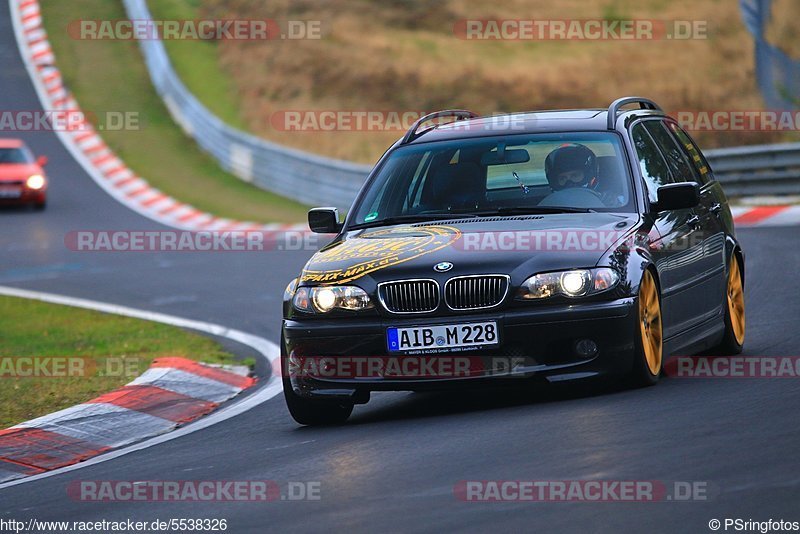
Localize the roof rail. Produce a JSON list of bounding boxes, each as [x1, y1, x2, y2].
[[401, 109, 479, 144], [607, 97, 662, 130]]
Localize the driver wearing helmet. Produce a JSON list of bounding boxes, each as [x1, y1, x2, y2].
[[544, 143, 599, 192]]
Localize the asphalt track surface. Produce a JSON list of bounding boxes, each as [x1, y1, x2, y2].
[[2, 5, 800, 532]]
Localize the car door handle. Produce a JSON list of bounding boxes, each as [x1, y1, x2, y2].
[[710, 203, 722, 216], [687, 215, 701, 229]]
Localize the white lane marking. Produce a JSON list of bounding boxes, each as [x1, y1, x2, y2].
[[0, 285, 282, 490]]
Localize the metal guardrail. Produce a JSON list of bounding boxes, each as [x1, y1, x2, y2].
[[122, 0, 371, 212], [739, 0, 799, 112], [705, 143, 800, 196], [126, 0, 799, 205]]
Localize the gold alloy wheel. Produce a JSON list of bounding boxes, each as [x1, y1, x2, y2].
[[727, 255, 746, 346], [639, 270, 663, 376]]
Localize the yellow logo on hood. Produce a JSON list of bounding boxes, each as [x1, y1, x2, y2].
[[301, 225, 461, 284]]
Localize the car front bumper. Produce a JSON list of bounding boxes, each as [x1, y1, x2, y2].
[[282, 297, 638, 400], [0, 187, 46, 205]]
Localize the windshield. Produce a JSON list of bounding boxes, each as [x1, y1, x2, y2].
[[0, 147, 33, 164], [350, 132, 634, 227]]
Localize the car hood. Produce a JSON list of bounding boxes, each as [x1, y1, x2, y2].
[[0, 163, 41, 181], [299, 213, 640, 287]]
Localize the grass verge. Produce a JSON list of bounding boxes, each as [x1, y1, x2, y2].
[[39, 0, 309, 223], [0, 295, 248, 428], [147, 0, 246, 130]]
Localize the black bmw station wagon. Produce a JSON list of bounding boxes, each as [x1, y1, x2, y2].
[[281, 97, 746, 425]]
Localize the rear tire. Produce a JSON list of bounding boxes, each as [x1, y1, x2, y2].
[[713, 253, 745, 355], [628, 269, 663, 388], [33, 201, 46, 211]]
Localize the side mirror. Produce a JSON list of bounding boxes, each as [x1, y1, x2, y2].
[[308, 207, 343, 234], [36, 155, 48, 167], [653, 182, 700, 212]]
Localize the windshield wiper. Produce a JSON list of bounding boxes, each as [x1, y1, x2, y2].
[[471, 206, 596, 216], [348, 213, 479, 230]]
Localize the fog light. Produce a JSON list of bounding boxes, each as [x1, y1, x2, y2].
[[574, 339, 598, 357]]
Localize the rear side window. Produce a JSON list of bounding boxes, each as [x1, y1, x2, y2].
[[631, 123, 672, 203], [666, 122, 712, 185], [642, 121, 696, 183]]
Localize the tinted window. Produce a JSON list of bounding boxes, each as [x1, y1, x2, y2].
[[0, 148, 33, 164], [642, 121, 696, 183], [631, 123, 672, 203], [666, 122, 712, 185], [351, 132, 635, 225]]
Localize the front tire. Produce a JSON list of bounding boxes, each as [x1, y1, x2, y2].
[[283, 377, 354, 426], [280, 335, 353, 426], [628, 269, 663, 388]]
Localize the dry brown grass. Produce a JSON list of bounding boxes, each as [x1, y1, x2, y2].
[[201, 0, 797, 163], [766, 0, 800, 58]]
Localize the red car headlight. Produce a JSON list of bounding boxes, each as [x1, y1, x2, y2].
[[25, 174, 46, 190]]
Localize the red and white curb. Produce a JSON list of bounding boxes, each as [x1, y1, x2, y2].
[[730, 205, 800, 227], [11, 0, 306, 234], [0, 286, 282, 489], [0, 357, 255, 483]]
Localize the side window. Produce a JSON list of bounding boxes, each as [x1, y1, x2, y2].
[[631, 123, 673, 203], [642, 121, 696, 183], [666, 122, 712, 185]]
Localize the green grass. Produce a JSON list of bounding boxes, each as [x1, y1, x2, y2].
[[147, 0, 246, 129], [0, 295, 247, 428], [39, 0, 308, 223]]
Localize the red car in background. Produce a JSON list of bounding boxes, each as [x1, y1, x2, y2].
[[0, 138, 48, 210]]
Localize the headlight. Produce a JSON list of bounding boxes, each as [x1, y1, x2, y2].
[[518, 268, 620, 299], [26, 174, 45, 190], [293, 285, 373, 313]]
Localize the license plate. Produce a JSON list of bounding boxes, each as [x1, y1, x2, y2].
[[0, 187, 21, 198], [387, 321, 499, 353]]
